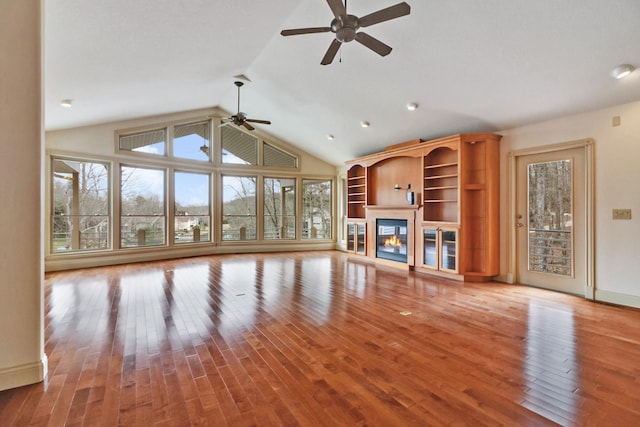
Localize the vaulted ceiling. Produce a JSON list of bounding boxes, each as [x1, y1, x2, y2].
[[45, 0, 640, 165]]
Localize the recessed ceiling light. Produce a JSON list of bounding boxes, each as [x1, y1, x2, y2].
[[60, 99, 73, 107], [611, 64, 635, 80], [360, 121, 370, 128], [327, 134, 335, 140], [406, 102, 418, 111]]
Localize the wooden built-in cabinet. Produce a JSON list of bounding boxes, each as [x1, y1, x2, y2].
[[345, 134, 501, 281]]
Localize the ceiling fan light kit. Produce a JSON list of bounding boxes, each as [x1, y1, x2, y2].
[[281, 0, 411, 65]]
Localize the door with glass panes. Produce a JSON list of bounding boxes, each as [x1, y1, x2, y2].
[[515, 147, 586, 295]]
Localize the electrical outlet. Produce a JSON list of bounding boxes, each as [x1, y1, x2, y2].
[[612, 209, 632, 220]]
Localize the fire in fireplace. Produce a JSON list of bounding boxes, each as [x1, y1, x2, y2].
[[376, 219, 408, 263]]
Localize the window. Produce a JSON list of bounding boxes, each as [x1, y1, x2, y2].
[[50, 115, 329, 258], [221, 126, 257, 165], [174, 121, 210, 161], [174, 171, 211, 243], [222, 175, 256, 240], [264, 177, 296, 239], [119, 128, 166, 155], [263, 142, 297, 168], [302, 179, 332, 239], [120, 166, 166, 247], [52, 159, 110, 252]]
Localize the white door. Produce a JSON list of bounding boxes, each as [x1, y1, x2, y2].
[[515, 147, 586, 295]]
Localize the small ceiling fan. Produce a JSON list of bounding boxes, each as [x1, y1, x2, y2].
[[281, 0, 410, 65], [220, 81, 271, 131]]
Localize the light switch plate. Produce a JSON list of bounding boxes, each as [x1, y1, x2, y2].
[[612, 116, 621, 127], [612, 209, 632, 220]]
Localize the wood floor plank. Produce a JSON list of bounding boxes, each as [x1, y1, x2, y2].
[[2, 251, 640, 425]]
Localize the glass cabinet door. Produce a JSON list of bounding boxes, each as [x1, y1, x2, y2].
[[423, 228, 438, 268], [356, 224, 366, 255], [347, 223, 355, 252], [440, 229, 457, 272], [347, 223, 366, 255], [422, 226, 458, 272]]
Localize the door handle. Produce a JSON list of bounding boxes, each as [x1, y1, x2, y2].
[[516, 223, 524, 228]]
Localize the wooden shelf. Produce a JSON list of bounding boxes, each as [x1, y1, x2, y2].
[[424, 174, 458, 180], [424, 162, 458, 169], [425, 186, 458, 191]]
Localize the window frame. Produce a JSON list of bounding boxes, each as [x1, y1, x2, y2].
[[301, 178, 333, 240], [263, 176, 297, 240], [173, 170, 212, 245], [119, 164, 167, 248], [50, 156, 112, 254]]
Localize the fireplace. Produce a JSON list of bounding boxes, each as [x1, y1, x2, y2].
[[376, 219, 408, 263]]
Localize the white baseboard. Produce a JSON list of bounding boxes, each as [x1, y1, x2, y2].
[[0, 355, 47, 391], [595, 290, 640, 309], [494, 274, 513, 283]]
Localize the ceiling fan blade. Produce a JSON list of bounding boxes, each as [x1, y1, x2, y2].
[[246, 119, 271, 125], [326, 0, 346, 18], [358, 2, 411, 28], [242, 122, 255, 131], [321, 39, 342, 65], [355, 32, 392, 56], [219, 121, 232, 128], [281, 27, 331, 36]]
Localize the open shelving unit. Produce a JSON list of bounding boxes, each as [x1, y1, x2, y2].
[[423, 147, 459, 223], [347, 164, 366, 219]]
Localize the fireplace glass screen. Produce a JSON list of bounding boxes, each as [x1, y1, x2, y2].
[[376, 219, 408, 263]]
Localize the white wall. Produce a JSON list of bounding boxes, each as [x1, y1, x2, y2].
[[0, 0, 47, 390], [500, 100, 640, 305]]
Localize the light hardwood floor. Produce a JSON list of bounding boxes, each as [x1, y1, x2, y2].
[[1, 251, 639, 426]]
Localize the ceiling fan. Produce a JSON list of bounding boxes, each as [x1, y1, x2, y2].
[[220, 81, 271, 131], [281, 0, 410, 65]]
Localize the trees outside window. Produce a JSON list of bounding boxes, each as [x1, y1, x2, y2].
[[528, 160, 573, 275], [120, 166, 166, 247], [52, 159, 110, 252], [264, 177, 296, 239], [302, 179, 332, 239], [222, 175, 257, 241], [174, 171, 210, 243]]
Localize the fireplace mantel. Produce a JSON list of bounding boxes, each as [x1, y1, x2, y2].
[[365, 205, 421, 211], [365, 205, 420, 268]]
